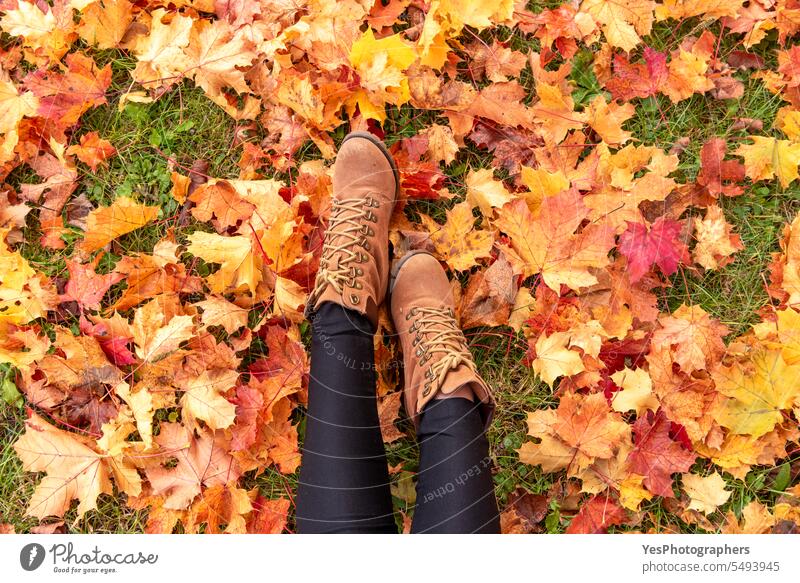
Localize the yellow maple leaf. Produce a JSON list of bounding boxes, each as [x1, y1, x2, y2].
[[532, 331, 586, 387], [194, 295, 248, 335], [579, 0, 655, 52], [585, 94, 634, 145], [131, 8, 193, 89], [348, 28, 417, 121], [465, 168, 514, 217], [132, 298, 195, 362], [610, 367, 659, 415], [0, 0, 56, 44], [518, 391, 630, 475], [682, 472, 732, 515], [693, 205, 744, 270], [179, 369, 238, 431], [520, 166, 570, 211], [422, 123, 459, 165], [186, 231, 263, 296], [180, 19, 256, 101], [713, 350, 800, 437], [619, 475, 653, 511], [421, 201, 494, 271], [735, 136, 800, 188], [0, 75, 38, 136], [78, 196, 159, 253], [0, 228, 54, 327]]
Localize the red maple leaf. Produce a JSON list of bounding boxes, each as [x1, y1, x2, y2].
[[618, 218, 690, 283], [605, 47, 668, 101], [627, 410, 696, 498], [566, 494, 628, 534], [697, 138, 745, 197]]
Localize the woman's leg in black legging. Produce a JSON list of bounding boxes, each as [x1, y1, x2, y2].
[[295, 302, 396, 533], [411, 397, 500, 533]]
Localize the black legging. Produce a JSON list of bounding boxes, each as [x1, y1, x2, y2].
[[295, 302, 500, 533]]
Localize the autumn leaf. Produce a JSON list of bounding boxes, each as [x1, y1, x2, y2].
[[131, 9, 194, 89], [518, 391, 631, 475], [77, 0, 134, 50], [131, 298, 195, 362], [610, 367, 658, 415], [59, 257, 124, 311], [180, 19, 256, 102], [735, 136, 800, 188], [579, 0, 655, 52], [682, 472, 732, 515], [651, 303, 730, 373], [421, 201, 494, 271], [66, 132, 116, 171], [693, 205, 744, 270], [627, 410, 696, 497], [566, 493, 628, 534], [144, 422, 241, 510], [13, 412, 114, 519], [618, 217, 690, 283], [495, 191, 614, 291], [186, 231, 263, 295], [712, 350, 800, 437], [78, 197, 159, 253], [531, 331, 586, 388], [465, 168, 514, 216]]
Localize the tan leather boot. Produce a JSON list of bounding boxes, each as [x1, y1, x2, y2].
[[304, 131, 399, 327], [389, 251, 495, 431]]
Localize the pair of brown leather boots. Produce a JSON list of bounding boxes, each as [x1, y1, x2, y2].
[[305, 132, 495, 430]]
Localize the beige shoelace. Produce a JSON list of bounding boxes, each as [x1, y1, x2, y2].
[[308, 196, 379, 308], [407, 306, 479, 397]]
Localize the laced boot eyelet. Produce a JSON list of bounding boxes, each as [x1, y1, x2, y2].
[[405, 312, 413, 321], [350, 294, 360, 304], [354, 281, 363, 290], [422, 384, 431, 396]]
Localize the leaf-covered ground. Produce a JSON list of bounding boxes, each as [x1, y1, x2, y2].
[[1, 0, 800, 534]]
